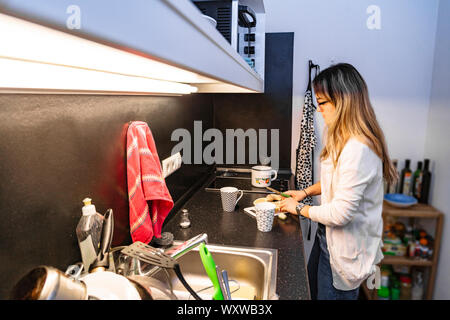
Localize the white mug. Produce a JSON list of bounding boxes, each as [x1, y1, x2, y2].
[[220, 187, 244, 212], [251, 166, 277, 188], [255, 202, 276, 232]]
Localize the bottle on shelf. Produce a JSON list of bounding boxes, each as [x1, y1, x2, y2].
[[420, 159, 432, 204], [408, 241, 416, 258], [76, 198, 104, 272], [391, 280, 400, 300], [381, 270, 390, 288], [399, 275, 412, 300], [377, 286, 390, 300], [412, 270, 424, 300], [399, 159, 412, 196], [412, 161, 423, 200], [388, 159, 399, 194]]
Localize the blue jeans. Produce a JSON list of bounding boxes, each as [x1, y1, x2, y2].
[[309, 224, 360, 300]]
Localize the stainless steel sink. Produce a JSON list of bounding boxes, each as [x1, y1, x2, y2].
[[151, 241, 278, 300]]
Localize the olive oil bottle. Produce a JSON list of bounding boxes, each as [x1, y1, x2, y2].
[[420, 159, 432, 204], [399, 159, 412, 196], [412, 161, 423, 200]]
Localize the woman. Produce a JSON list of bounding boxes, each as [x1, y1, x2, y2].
[[279, 63, 397, 300]]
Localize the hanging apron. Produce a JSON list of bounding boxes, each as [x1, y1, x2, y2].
[[295, 61, 319, 240]]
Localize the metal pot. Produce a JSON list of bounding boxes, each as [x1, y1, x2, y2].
[[127, 275, 177, 300], [10, 265, 87, 300]]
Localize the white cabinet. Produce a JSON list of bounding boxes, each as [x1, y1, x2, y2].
[[0, 0, 264, 94]]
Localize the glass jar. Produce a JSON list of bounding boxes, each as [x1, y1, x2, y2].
[[412, 271, 424, 300], [400, 275, 412, 300], [381, 270, 390, 288], [179, 209, 191, 228]]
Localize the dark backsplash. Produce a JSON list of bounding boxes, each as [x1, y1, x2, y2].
[[0, 93, 214, 299], [0, 32, 294, 299], [212, 33, 294, 171]]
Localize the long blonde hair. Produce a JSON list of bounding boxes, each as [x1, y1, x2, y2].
[[312, 63, 398, 185]]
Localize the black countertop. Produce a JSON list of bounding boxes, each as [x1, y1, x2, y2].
[[162, 172, 311, 300]]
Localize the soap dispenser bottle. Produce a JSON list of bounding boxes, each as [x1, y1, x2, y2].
[[76, 198, 104, 272]]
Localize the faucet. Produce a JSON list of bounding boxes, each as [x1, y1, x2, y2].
[[165, 233, 208, 259], [135, 233, 208, 277]]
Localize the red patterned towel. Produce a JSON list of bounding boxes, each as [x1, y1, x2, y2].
[[126, 121, 173, 243]]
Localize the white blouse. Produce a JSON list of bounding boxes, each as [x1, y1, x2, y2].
[[308, 138, 384, 290]]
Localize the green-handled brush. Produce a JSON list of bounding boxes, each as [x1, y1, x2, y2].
[[199, 243, 224, 300]]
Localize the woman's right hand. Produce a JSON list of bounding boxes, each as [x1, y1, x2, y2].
[[283, 190, 307, 202]]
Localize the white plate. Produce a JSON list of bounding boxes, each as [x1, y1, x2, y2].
[[81, 271, 141, 300]]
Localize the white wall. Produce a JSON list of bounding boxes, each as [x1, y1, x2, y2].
[[424, 0, 450, 300], [264, 0, 439, 174], [263, 0, 440, 267]]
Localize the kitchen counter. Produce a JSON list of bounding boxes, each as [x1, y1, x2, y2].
[[162, 172, 311, 300]]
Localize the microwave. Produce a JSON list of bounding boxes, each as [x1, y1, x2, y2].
[[192, 0, 265, 78]]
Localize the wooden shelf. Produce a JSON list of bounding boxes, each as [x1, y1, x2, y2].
[[383, 202, 442, 218], [381, 255, 433, 267], [361, 202, 443, 300]]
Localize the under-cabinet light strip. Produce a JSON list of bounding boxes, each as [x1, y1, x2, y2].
[[0, 13, 206, 94], [0, 56, 198, 94]]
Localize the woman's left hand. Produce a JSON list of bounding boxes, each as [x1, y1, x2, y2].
[[279, 197, 299, 215]]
